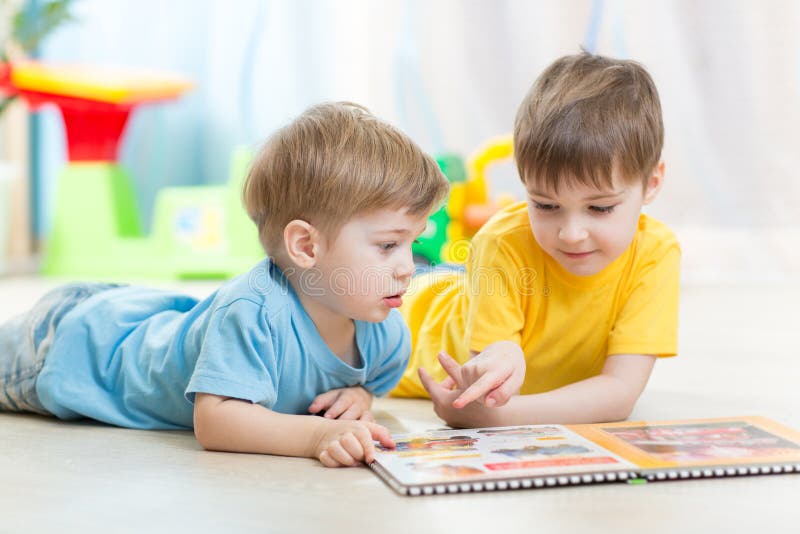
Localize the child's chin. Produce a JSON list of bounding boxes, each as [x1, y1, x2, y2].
[[354, 307, 391, 323]]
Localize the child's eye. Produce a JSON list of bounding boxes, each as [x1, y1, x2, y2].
[[589, 205, 616, 214], [379, 242, 398, 252], [413, 239, 421, 245], [533, 201, 558, 211]]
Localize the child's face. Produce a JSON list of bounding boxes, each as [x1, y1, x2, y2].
[[310, 208, 428, 322], [525, 164, 663, 276]]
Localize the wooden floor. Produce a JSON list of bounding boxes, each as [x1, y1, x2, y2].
[[1, 277, 798, 533]]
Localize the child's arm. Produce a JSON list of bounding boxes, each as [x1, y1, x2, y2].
[[308, 386, 375, 421], [420, 353, 656, 428], [193, 393, 394, 466]]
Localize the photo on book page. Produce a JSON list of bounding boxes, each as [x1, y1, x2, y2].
[[370, 424, 638, 493], [581, 417, 800, 468]]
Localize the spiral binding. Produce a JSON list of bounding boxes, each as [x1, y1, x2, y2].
[[397, 470, 639, 497], [644, 463, 799, 482], [373, 462, 800, 496]]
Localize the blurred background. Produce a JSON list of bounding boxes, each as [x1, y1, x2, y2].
[[1, 0, 799, 283]]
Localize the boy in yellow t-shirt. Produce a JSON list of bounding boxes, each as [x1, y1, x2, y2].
[[392, 51, 680, 428]]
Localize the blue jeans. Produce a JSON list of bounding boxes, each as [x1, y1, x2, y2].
[[0, 282, 121, 415]]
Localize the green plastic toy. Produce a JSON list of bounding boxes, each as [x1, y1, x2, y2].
[[411, 153, 466, 265], [44, 148, 263, 279], [45, 147, 466, 279]]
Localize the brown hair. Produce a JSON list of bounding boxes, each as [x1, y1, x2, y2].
[[243, 102, 449, 255], [513, 51, 663, 192]]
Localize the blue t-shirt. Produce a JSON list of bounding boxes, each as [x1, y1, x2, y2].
[[35, 260, 411, 429]]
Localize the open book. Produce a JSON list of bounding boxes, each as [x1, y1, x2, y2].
[[369, 416, 800, 496]]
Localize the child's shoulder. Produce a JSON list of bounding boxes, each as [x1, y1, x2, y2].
[[212, 260, 295, 318], [467, 201, 543, 265], [478, 201, 531, 235], [635, 214, 681, 257], [473, 201, 535, 246]]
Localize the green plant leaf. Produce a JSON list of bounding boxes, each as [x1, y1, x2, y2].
[[12, 0, 76, 54]]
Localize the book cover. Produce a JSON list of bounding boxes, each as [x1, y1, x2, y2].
[[370, 416, 800, 496]]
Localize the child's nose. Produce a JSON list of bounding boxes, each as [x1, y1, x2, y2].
[[396, 251, 415, 280], [558, 220, 589, 243]]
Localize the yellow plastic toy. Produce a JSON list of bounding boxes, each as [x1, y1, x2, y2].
[[9, 61, 193, 104], [441, 135, 517, 263]]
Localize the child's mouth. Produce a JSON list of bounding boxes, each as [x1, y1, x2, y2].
[[562, 250, 595, 259], [383, 292, 405, 308]]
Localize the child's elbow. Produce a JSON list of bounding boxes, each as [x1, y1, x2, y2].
[[193, 405, 223, 451], [606, 394, 638, 422], [193, 424, 214, 451], [607, 405, 633, 422], [193, 418, 214, 450]]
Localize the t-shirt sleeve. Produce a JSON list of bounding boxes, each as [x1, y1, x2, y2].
[[464, 233, 527, 352], [363, 312, 412, 396], [185, 299, 278, 407], [607, 242, 681, 357]]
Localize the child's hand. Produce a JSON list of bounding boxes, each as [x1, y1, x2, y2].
[[438, 341, 525, 408], [418, 368, 498, 428], [313, 419, 395, 467], [308, 386, 374, 421]]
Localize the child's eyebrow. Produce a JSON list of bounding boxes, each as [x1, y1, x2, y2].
[[373, 228, 413, 235], [528, 190, 624, 201], [583, 190, 624, 201], [374, 224, 428, 236]]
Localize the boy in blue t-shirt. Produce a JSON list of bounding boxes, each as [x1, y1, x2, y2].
[[0, 102, 449, 467]]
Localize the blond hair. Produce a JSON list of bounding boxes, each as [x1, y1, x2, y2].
[[243, 102, 449, 255], [514, 51, 663, 192]]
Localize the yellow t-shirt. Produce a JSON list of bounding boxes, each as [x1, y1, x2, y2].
[[392, 202, 681, 398]]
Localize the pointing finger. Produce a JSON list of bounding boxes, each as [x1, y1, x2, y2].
[[437, 351, 467, 389]]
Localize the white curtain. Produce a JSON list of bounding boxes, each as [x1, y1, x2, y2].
[[37, 0, 800, 281]]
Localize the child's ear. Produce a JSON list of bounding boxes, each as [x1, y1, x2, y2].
[[643, 161, 665, 205], [283, 220, 321, 268]]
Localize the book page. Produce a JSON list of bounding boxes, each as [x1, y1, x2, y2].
[[572, 416, 800, 470], [372, 424, 637, 487]]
